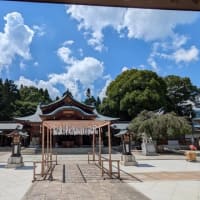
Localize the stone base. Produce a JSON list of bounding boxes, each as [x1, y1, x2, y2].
[[142, 143, 157, 156], [6, 156, 24, 168], [121, 154, 137, 166]]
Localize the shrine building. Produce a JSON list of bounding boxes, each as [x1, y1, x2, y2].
[[14, 93, 119, 148]]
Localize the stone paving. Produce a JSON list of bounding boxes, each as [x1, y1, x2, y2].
[[1, 152, 200, 200], [131, 171, 200, 181], [23, 181, 151, 200], [23, 161, 150, 200]]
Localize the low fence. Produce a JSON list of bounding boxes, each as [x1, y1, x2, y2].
[[32, 154, 57, 182], [88, 152, 120, 179]]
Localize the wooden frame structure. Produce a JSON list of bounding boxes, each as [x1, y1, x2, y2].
[[41, 120, 115, 178], [7, 0, 200, 11]]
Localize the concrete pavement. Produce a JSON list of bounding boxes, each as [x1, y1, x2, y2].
[[0, 152, 200, 200]]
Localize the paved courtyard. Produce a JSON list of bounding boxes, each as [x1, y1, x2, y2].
[[0, 152, 200, 200]]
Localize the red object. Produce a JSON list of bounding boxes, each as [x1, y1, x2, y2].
[[189, 145, 197, 151]]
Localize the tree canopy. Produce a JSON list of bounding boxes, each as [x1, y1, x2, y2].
[[99, 69, 167, 120], [0, 80, 52, 120], [164, 75, 199, 116], [128, 110, 191, 140]]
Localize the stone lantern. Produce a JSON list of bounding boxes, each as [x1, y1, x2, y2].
[[6, 126, 28, 168], [121, 131, 137, 166]]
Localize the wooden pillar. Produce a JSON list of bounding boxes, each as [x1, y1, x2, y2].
[[108, 123, 112, 177], [50, 128, 53, 165], [41, 124, 44, 176], [92, 131, 95, 161], [47, 128, 49, 167], [99, 128, 102, 166]]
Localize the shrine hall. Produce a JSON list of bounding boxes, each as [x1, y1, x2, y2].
[[15, 93, 119, 148]]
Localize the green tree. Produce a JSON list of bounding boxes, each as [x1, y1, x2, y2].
[[96, 96, 101, 111], [84, 88, 96, 106], [63, 89, 73, 97], [129, 110, 191, 141], [100, 69, 167, 120], [15, 85, 52, 117], [0, 79, 19, 120], [164, 75, 199, 115]]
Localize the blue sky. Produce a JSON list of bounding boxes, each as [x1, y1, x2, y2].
[[0, 1, 200, 100]]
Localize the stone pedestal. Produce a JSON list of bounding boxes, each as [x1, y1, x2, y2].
[[142, 142, 157, 156], [6, 156, 24, 168], [121, 154, 137, 166]]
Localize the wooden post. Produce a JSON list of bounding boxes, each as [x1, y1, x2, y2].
[[99, 128, 102, 166], [92, 131, 95, 161], [33, 162, 36, 182], [117, 160, 120, 179], [108, 123, 112, 178], [62, 164, 66, 183], [50, 128, 52, 167], [41, 124, 44, 176], [47, 128, 49, 168]]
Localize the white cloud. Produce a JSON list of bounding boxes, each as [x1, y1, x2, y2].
[[63, 40, 74, 46], [173, 45, 199, 63], [147, 37, 199, 71], [57, 46, 75, 65], [123, 9, 197, 41], [32, 25, 46, 36], [15, 76, 60, 99], [0, 12, 34, 71], [66, 6, 198, 50], [66, 5, 125, 51], [99, 76, 112, 101], [121, 66, 129, 72], [49, 56, 104, 99], [172, 34, 188, 48]]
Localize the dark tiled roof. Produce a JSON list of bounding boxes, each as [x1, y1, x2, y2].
[[15, 105, 42, 123], [40, 106, 96, 117], [93, 109, 119, 121]]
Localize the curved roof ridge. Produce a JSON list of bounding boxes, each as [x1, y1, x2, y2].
[[93, 109, 119, 121], [40, 105, 96, 117], [40, 94, 95, 109], [14, 104, 42, 123]]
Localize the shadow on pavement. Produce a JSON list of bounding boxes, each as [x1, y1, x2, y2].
[[136, 163, 155, 167], [16, 166, 34, 170]]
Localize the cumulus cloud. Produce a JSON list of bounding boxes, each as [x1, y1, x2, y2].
[[15, 43, 106, 100], [51, 41, 106, 99], [0, 12, 34, 71], [66, 5, 125, 51], [173, 45, 199, 63], [66, 5, 198, 50], [57, 46, 75, 65], [49, 56, 104, 98], [123, 9, 197, 41]]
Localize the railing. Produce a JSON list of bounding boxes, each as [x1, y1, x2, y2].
[[88, 152, 120, 179], [33, 154, 57, 182], [101, 158, 120, 179], [87, 152, 99, 163]]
